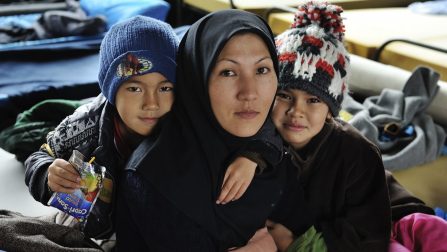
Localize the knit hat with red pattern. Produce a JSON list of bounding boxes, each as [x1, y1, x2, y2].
[[275, 1, 350, 116]]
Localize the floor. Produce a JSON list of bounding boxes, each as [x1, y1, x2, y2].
[[0, 148, 56, 217]]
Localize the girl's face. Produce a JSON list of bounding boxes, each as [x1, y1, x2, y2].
[[115, 72, 174, 136], [272, 89, 330, 150], [208, 33, 277, 137]]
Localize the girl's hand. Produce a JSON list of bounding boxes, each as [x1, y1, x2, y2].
[[47, 158, 81, 194], [266, 220, 295, 252], [217, 156, 257, 204], [228, 227, 276, 251]]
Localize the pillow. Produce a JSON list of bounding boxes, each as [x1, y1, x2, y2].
[[349, 54, 447, 127], [80, 0, 170, 29]]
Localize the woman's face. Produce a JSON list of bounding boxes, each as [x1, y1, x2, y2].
[[208, 33, 277, 137]]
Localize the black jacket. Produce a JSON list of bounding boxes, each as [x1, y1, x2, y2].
[[271, 120, 391, 252], [25, 95, 124, 238], [386, 170, 434, 221]]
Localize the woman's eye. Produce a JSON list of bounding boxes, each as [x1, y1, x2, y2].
[[257, 67, 270, 75], [308, 97, 321, 103], [126, 86, 142, 92], [219, 69, 236, 77], [160, 86, 174, 92], [276, 92, 292, 100]]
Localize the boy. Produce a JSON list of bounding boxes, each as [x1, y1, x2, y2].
[[267, 2, 391, 251], [24, 15, 179, 238]]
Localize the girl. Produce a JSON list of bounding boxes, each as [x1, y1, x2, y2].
[[267, 2, 391, 251]]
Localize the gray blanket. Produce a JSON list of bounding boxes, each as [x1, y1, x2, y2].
[[343, 67, 446, 170], [0, 210, 102, 252]]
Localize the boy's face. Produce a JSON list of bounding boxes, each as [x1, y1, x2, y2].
[[115, 72, 174, 136], [272, 89, 330, 150]]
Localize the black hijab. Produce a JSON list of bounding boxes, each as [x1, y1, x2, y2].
[[132, 9, 284, 249]]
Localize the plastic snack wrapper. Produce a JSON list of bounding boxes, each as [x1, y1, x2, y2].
[[48, 150, 105, 226]]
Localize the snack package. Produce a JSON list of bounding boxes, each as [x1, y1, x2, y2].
[[48, 150, 105, 225]]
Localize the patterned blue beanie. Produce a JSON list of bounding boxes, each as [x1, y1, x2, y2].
[[98, 15, 178, 105]]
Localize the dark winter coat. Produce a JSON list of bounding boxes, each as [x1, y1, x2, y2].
[[270, 120, 391, 252]]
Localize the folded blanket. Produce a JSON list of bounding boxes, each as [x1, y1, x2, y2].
[[343, 67, 446, 170], [0, 209, 102, 252], [0, 99, 86, 162]]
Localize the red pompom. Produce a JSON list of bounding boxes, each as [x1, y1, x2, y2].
[[291, 1, 345, 41]]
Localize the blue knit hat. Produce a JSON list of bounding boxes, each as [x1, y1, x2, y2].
[[98, 15, 178, 105]]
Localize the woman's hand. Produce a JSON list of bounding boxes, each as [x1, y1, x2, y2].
[[47, 158, 81, 194], [217, 156, 257, 204]]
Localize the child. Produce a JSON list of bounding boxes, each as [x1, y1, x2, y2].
[[267, 2, 391, 251], [24, 15, 179, 239], [24, 15, 265, 240]]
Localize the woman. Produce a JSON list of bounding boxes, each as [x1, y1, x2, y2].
[[116, 9, 285, 251]]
